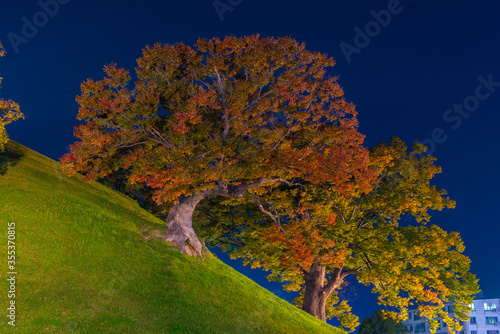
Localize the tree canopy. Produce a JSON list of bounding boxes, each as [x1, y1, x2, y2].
[[194, 138, 479, 333], [0, 43, 24, 152], [61, 35, 377, 257]]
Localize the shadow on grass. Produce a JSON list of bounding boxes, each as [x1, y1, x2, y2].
[[0, 141, 24, 175]]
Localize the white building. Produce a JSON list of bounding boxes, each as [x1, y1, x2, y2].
[[402, 298, 500, 334]]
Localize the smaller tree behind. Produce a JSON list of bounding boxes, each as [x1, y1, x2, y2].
[[358, 310, 407, 334], [194, 138, 479, 333], [0, 43, 24, 151]]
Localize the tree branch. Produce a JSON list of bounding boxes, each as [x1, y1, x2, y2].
[[196, 151, 212, 160], [324, 267, 343, 295], [357, 210, 378, 230], [340, 269, 359, 280], [224, 226, 245, 248], [222, 114, 230, 140], [332, 203, 347, 224], [220, 177, 300, 198], [270, 124, 293, 151], [249, 196, 281, 226], [111, 140, 149, 149], [243, 89, 275, 112], [346, 203, 358, 224], [148, 126, 177, 150]]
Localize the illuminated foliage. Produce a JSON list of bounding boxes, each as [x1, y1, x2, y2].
[[196, 138, 479, 333], [61, 35, 376, 257]]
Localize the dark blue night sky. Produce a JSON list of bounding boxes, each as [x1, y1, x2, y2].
[[2, 0, 499, 330]]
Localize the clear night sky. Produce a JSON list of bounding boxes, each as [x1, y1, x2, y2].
[[2, 0, 499, 330]]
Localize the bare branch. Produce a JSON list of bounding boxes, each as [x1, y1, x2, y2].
[[228, 177, 300, 196], [214, 65, 226, 107], [224, 226, 245, 248], [243, 89, 275, 112], [324, 267, 343, 295], [222, 114, 230, 140], [346, 203, 358, 224], [249, 196, 281, 226], [120, 114, 177, 150], [340, 269, 360, 280], [323, 267, 359, 296], [148, 126, 177, 150], [111, 141, 149, 149], [362, 253, 373, 270], [332, 203, 347, 224], [357, 211, 378, 230], [196, 151, 212, 160], [270, 125, 293, 151]]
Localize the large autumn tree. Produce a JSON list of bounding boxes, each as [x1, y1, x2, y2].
[[61, 35, 377, 257], [195, 138, 479, 333], [0, 43, 24, 152]]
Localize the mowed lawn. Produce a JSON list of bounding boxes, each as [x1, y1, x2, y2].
[[0, 140, 344, 334]]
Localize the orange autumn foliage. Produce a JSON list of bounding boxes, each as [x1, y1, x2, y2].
[[196, 138, 478, 333], [61, 35, 376, 204], [60, 35, 377, 257]]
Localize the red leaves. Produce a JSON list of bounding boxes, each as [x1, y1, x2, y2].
[[60, 152, 78, 177], [61, 35, 378, 213], [259, 214, 344, 274], [102, 64, 131, 88]]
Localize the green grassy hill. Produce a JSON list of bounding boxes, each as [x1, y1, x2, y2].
[[0, 140, 343, 334]]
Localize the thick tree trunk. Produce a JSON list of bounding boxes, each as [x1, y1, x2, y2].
[[162, 194, 207, 257], [302, 262, 348, 322], [147, 177, 290, 257], [302, 262, 329, 322]]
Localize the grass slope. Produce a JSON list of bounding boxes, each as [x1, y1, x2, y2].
[[0, 140, 344, 334]]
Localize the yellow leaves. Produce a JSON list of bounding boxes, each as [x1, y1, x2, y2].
[[420, 289, 439, 303], [0, 100, 21, 119]]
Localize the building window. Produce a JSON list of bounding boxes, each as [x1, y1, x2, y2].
[[447, 304, 454, 313], [486, 317, 499, 325], [415, 323, 426, 333], [414, 312, 422, 321], [471, 331, 477, 334], [486, 331, 499, 334], [470, 316, 477, 324], [408, 312, 413, 320], [470, 302, 476, 311], [485, 303, 498, 311], [405, 324, 413, 333]]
